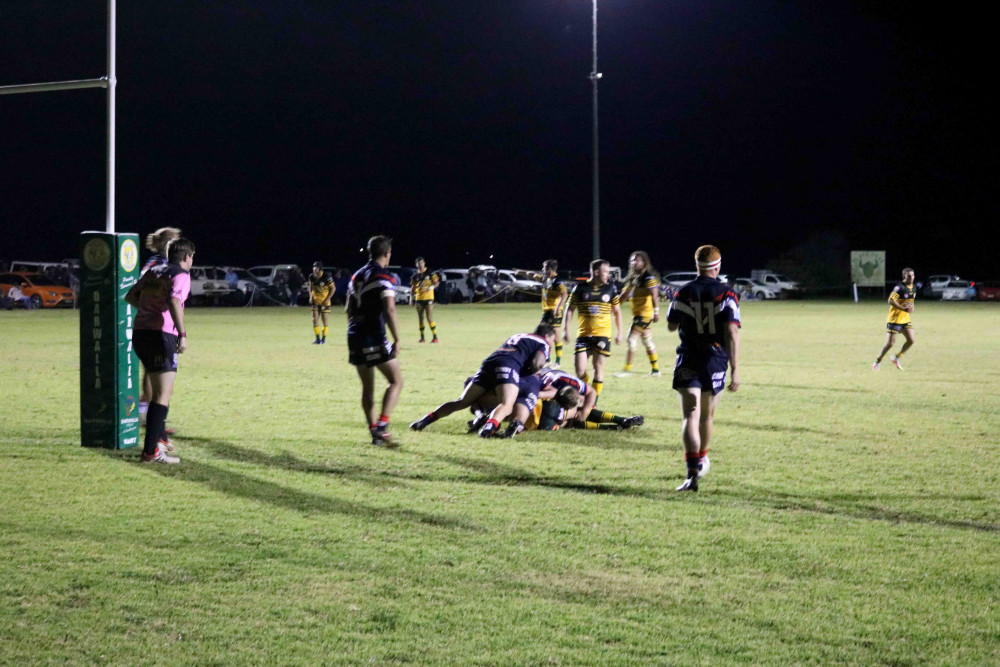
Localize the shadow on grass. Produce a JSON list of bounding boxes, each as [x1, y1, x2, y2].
[[709, 485, 1000, 533], [714, 419, 840, 437], [183, 436, 409, 490], [753, 383, 873, 394], [432, 454, 658, 498], [141, 448, 478, 532]]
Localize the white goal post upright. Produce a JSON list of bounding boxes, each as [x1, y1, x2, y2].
[[0, 0, 116, 233]]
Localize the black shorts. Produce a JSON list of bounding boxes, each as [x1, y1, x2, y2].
[[631, 315, 653, 330], [415, 299, 434, 307], [575, 336, 611, 357], [311, 303, 332, 314], [348, 333, 395, 368], [133, 330, 179, 373], [540, 310, 564, 327], [470, 360, 519, 392], [672, 353, 728, 395], [886, 322, 913, 333]]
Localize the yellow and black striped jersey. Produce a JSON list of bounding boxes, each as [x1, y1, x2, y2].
[[887, 282, 916, 324], [542, 276, 568, 314], [625, 272, 660, 319], [308, 271, 335, 304], [569, 280, 620, 338], [410, 270, 439, 301]]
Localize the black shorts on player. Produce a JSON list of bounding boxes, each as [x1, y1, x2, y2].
[[631, 315, 653, 330], [469, 360, 520, 393], [671, 353, 728, 396], [348, 334, 395, 368], [575, 335, 611, 357], [540, 310, 564, 327], [133, 330, 179, 373]]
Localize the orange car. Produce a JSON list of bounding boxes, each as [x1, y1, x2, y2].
[[0, 271, 77, 308]]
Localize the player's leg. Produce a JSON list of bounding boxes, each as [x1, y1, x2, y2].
[[320, 309, 330, 343], [416, 302, 427, 341], [139, 370, 152, 424], [574, 346, 589, 383], [641, 327, 660, 375], [552, 324, 563, 367], [426, 302, 438, 342], [697, 389, 722, 478], [874, 331, 896, 369], [371, 358, 403, 445], [676, 387, 702, 490], [312, 306, 322, 343], [355, 364, 378, 430], [411, 381, 487, 429], [481, 383, 520, 437], [143, 370, 177, 460], [621, 324, 639, 374], [896, 327, 915, 364], [591, 352, 606, 397]]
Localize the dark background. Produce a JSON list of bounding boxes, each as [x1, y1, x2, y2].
[[1, 1, 994, 279]]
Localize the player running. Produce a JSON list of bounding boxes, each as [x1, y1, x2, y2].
[[410, 257, 440, 343], [410, 325, 556, 437], [873, 267, 917, 371], [563, 259, 623, 397], [308, 261, 335, 344], [618, 250, 662, 377], [666, 244, 741, 491], [346, 236, 404, 447]]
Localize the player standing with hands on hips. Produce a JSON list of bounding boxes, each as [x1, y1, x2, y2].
[[666, 245, 741, 491], [125, 237, 195, 464]]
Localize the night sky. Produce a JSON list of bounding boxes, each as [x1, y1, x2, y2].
[[2, 1, 994, 279]]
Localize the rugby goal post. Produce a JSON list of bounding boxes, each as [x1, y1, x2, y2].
[[3, 1, 141, 450]]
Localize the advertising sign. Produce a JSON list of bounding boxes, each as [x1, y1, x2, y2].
[[850, 251, 886, 287], [79, 232, 141, 449]]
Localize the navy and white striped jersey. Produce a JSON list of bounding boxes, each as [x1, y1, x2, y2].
[[346, 261, 397, 337], [540, 369, 589, 395], [666, 276, 741, 358], [484, 333, 551, 375]]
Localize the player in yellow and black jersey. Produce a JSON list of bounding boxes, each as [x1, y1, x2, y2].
[[537, 259, 569, 367], [410, 257, 440, 343], [563, 259, 623, 396], [308, 261, 335, 344], [874, 267, 917, 370], [617, 250, 662, 377]]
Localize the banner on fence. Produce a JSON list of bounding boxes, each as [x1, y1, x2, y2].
[[850, 251, 885, 287]]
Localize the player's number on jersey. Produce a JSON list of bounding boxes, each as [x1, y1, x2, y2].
[[691, 301, 716, 334]]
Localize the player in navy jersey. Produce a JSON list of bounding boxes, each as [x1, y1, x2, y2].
[[410, 324, 556, 437], [346, 235, 403, 447], [666, 245, 741, 491]]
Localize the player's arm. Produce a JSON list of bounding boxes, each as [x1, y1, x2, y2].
[[888, 293, 912, 313], [382, 292, 401, 352], [650, 281, 661, 323], [612, 302, 623, 344], [574, 386, 598, 423], [555, 288, 568, 317], [537, 386, 558, 401], [169, 297, 188, 354], [725, 321, 740, 391], [124, 281, 142, 308]]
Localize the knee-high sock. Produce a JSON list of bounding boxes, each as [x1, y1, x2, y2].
[[144, 403, 169, 456]]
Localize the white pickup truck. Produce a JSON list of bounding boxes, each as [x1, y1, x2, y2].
[[750, 270, 801, 294]]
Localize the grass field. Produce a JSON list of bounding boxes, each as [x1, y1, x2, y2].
[[2, 301, 999, 664]]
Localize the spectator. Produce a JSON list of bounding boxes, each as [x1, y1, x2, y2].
[[287, 266, 305, 306], [8, 282, 35, 309], [225, 268, 239, 290], [466, 270, 477, 303]]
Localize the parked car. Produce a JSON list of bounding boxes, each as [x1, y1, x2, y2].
[[247, 264, 302, 285], [0, 272, 77, 308], [940, 280, 976, 301], [217, 266, 271, 304], [495, 269, 542, 301], [976, 281, 1000, 301], [663, 271, 729, 289], [188, 266, 237, 304], [922, 274, 961, 299], [438, 268, 472, 303], [749, 271, 800, 294], [731, 277, 779, 300]]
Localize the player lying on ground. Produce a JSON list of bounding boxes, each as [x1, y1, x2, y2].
[[410, 325, 555, 437], [465, 372, 578, 438]]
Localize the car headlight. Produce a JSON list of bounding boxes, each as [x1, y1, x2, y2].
[[47, 291, 58, 297]]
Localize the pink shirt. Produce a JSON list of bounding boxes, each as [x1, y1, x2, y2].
[[134, 265, 191, 335]]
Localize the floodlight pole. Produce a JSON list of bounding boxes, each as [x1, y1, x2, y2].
[[0, 0, 116, 233], [590, 0, 602, 261]]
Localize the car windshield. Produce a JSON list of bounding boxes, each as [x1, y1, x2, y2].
[[21, 274, 65, 287], [948, 281, 971, 287]]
